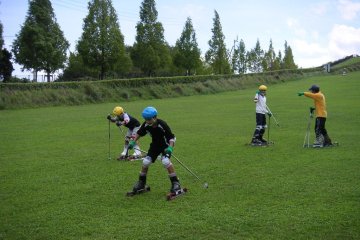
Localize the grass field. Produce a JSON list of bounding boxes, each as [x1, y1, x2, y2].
[[1, 72, 360, 239]]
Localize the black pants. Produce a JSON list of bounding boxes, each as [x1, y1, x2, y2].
[[253, 113, 266, 139], [315, 117, 327, 137], [315, 117, 332, 144]]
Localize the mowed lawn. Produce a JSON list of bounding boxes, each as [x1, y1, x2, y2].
[[0, 72, 359, 239]]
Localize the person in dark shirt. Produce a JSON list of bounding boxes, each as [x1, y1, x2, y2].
[[128, 106, 182, 194], [107, 106, 141, 160]]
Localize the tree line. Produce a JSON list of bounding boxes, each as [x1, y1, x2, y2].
[[0, 0, 297, 83]]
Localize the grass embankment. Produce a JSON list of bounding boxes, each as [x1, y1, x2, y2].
[[0, 72, 359, 239], [0, 69, 320, 110]]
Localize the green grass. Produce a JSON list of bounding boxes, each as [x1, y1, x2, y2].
[[333, 56, 360, 68], [1, 72, 360, 239]]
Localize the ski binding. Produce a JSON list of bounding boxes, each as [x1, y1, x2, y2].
[[166, 188, 187, 201], [126, 186, 150, 197]]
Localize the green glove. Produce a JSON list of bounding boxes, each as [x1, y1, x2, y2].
[[256, 90, 260, 94], [298, 92, 304, 96], [267, 112, 272, 117], [165, 146, 173, 155], [128, 140, 136, 149]]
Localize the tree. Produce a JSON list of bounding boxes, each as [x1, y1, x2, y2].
[[76, 0, 131, 80], [0, 22, 4, 60], [59, 51, 98, 81], [131, 0, 171, 76], [173, 17, 201, 75], [232, 39, 247, 74], [12, 0, 69, 82], [247, 39, 264, 73], [274, 50, 282, 70], [205, 10, 231, 74], [263, 39, 276, 71], [283, 41, 297, 69], [0, 48, 14, 82]]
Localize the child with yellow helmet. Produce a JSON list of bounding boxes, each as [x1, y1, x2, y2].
[[107, 106, 141, 160], [251, 85, 272, 145]]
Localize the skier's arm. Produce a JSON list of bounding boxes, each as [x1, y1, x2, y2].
[[304, 92, 322, 100]]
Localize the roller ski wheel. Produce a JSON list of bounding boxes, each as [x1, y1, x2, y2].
[[126, 186, 150, 197], [250, 142, 269, 147], [323, 141, 340, 148], [166, 188, 187, 201], [128, 155, 144, 161], [117, 155, 128, 161]]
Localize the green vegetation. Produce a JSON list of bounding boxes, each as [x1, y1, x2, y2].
[[1, 72, 359, 239], [11, 0, 69, 82], [0, 69, 321, 110]]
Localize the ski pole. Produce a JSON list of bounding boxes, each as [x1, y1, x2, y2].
[[265, 105, 280, 126], [267, 114, 271, 143], [108, 120, 111, 160], [134, 148, 209, 189], [171, 154, 208, 189]]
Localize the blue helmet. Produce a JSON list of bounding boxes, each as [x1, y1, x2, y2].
[[309, 85, 320, 93], [142, 106, 158, 119]]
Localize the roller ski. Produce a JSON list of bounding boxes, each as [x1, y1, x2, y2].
[[126, 181, 150, 197], [166, 181, 187, 201], [127, 154, 144, 161], [250, 138, 269, 147], [313, 141, 339, 148]]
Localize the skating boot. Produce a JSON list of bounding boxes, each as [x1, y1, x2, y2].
[[126, 180, 150, 196], [251, 138, 263, 146], [323, 134, 333, 147], [313, 135, 324, 148], [259, 137, 268, 145], [167, 181, 187, 201]]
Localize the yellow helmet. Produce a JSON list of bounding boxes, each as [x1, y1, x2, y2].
[[259, 85, 267, 91], [112, 106, 124, 116]]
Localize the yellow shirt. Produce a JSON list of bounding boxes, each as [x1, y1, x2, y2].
[[304, 91, 327, 118]]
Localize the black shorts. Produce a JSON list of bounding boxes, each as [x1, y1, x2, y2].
[[146, 144, 167, 162], [256, 113, 266, 126]]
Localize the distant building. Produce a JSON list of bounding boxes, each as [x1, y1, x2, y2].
[[323, 63, 331, 73]]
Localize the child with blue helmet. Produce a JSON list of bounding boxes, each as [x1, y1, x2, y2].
[[128, 106, 182, 194]]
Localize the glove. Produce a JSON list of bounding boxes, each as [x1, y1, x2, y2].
[[165, 146, 173, 155], [267, 112, 272, 117], [116, 121, 122, 127], [128, 140, 136, 150], [107, 114, 112, 120], [298, 92, 304, 96], [256, 90, 260, 94]]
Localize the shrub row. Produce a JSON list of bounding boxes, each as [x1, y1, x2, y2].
[[0, 68, 327, 110]]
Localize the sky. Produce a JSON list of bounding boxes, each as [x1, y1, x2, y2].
[[1, 0, 360, 79]]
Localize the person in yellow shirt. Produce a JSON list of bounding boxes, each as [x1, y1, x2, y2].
[[298, 85, 333, 147]]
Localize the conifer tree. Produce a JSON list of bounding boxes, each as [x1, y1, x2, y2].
[[131, 0, 171, 76], [205, 10, 230, 74], [77, 0, 131, 80], [247, 39, 264, 73], [173, 17, 201, 75], [263, 39, 276, 71], [232, 39, 247, 74], [283, 41, 297, 69]]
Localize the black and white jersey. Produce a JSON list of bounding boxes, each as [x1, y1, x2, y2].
[[137, 119, 175, 147], [116, 113, 140, 130]]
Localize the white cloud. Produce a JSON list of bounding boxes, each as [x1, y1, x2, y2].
[[292, 24, 360, 68], [328, 24, 360, 58], [338, 0, 360, 20], [287, 18, 307, 38], [292, 39, 330, 67], [310, 2, 329, 15]]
